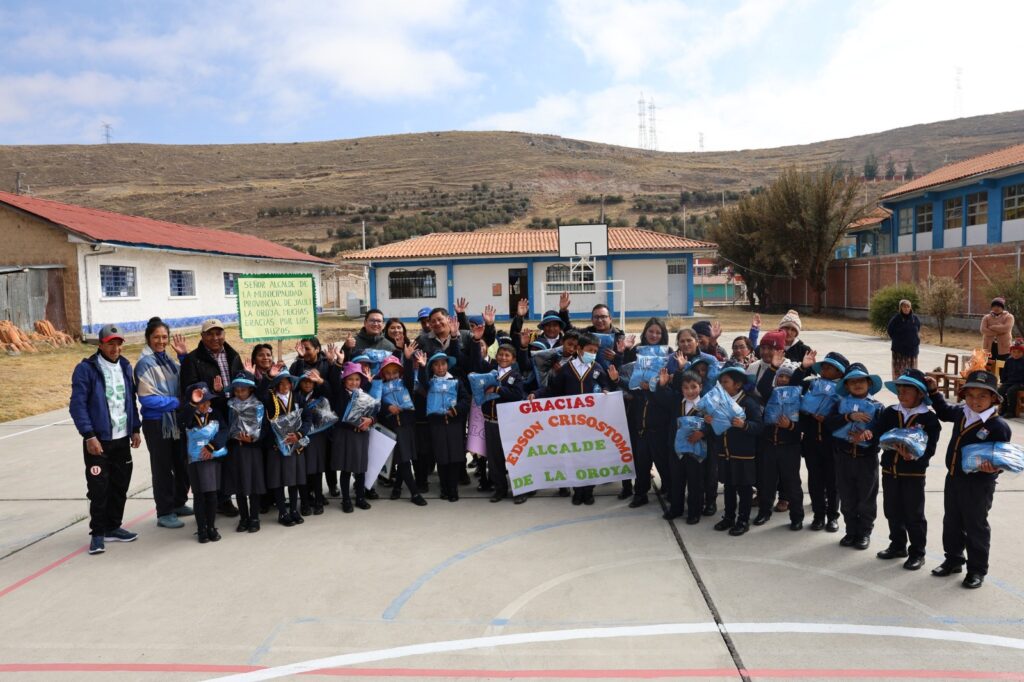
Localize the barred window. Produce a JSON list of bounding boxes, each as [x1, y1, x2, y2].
[[169, 269, 196, 297], [223, 272, 241, 296], [100, 265, 137, 298], [667, 261, 687, 275], [546, 263, 595, 293], [915, 203, 933, 233], [944, 197, 963, 230], [898, 207, 913, 235], [1004, 183, 1024, 221], [966, 192, 988, 226], [388, 268, 436, 299]]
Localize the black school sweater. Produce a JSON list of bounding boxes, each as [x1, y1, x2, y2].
[[719, 392, 764, 459], [876, 406, 940, 477], [824, 396, 884, 457], [930, 392, 1012, 479]]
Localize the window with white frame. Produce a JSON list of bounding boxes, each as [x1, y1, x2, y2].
[[100, 265, 137, 298], [545, 263, 595, 293], [388, 268, 437, 299], [966, 192, 988, 226], [667, 261, 687, 275], [223, 272, 241, 296], [1003, 183, 1024, 221], [169, 269, 196, 297], [897, 207, 913, 235], [944, 197, 963, 230], [915, 203, 933, 233]]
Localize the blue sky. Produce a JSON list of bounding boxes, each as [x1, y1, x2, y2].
[[2, 0, 1022, 150]]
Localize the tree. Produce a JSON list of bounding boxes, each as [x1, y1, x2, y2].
[[863, 152, 879, 180], [918, 276, 963, 344], [709, 192, 790, 309], [885, 156, 896, 181], [905, 161, 915, 180], [763, 164, 872, 313]]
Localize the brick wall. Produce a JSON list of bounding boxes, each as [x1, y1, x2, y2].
[[770, 243, 1024, 318], [0, 206, 82, 334]]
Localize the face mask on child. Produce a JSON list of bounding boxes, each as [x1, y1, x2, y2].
[[581, 351, 597, 365]]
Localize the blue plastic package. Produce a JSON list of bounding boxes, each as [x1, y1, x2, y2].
[[674, 415, 707, 461], [426, 377, 459, 416], [469, 371, 500, 406], [832, 396, 880, 446], [635, 345, 671, 358], [368, 379, 384, 402], [962, 442, 1024, 474], [801, 378, 839, 417], [629, 355, 668, 391], [362, 348, 392, 376], [381, 378, 414, 411], [696, 383, 744, 435], [878, 427, 928, 459], [186, 421, 228, 462], [764, 386, 802, 426]]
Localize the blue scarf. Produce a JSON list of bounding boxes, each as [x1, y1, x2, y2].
[[136, 346, 181, 439]]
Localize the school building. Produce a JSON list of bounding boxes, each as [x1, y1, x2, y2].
[[0, 191, 331, 337], [340, 227, 717, 320], [771, 142, 1024, 317]]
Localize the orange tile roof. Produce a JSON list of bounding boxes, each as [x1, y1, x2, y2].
[[846, 206, 892, 232], [881, 143, 1024, 200], [342, 227, 716, 261], [0, 191, 330, 265]]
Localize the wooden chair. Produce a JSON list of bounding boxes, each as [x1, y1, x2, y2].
[[944, 354, 959, 376]]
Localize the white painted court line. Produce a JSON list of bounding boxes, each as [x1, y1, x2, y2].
[[0, 418, 71, 442], [206, 622, 1024, 682]]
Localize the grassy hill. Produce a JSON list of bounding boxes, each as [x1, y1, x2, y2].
[[2, 109, 1023, 258]]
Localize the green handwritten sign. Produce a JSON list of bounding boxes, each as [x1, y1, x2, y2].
[[236, 274, 318, 341]]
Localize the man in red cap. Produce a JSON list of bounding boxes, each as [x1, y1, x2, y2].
[[70, 324, 143, 556]]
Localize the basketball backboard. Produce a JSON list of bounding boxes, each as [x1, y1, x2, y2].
[[558, 224, 608, 259]]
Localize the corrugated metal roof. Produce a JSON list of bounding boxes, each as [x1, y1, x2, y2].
[[881, 143, 1024, 200], [0, 191, 330, 265], [341, 227, 716, 261]]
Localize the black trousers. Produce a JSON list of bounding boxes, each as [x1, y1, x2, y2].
[[759, 442, 804, 521], [142, 420, 189, 516], [998, 383, 1022, 416], [484, 420, 509, 496], [633, 429, 669, 497], [414, 422, 436, 487], [665, 453, 703, 519], [835, 450, 879, 537], [882, 474, 927, 557], [722, 483, 752, 523], [701, 449, 718, 507], [803, 438, 838, 519], [82, 437, 133, 536], [943, 474, 997, 575], [392, 461, 419, 496]]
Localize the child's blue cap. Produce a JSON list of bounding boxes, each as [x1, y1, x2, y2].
[[717, 361, 748, 382], [187, 381, 218, 403], [884, 368, 931, 405], [230, 371, 257, 389], [428, 352, 457, 369], [812, 351, 850, 376], [351, 354, 372, 364]]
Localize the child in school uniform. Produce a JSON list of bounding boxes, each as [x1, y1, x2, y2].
[[417, 351, 471, 502], [825, 362, 884, 550], [180, 382, 229, 543], [802, 351, 849, 532], [754, 361, 805, 530], [533, 333, 620, 505], [328, 362, 376, 513], [295, 370, 330, 516], [469, 339, 527, 504], [227, 371, 267, 533], [927, 369, 1012, 589], [665, 370, 706, 523], [378, 353, 427, 506], [264, 372, 308, 527], [875, 368, 941, 570], [710, 363, 764, 536], [671, 351, 719, 515], [997, 338, 1024, 415], [623, 339, 675, 510]]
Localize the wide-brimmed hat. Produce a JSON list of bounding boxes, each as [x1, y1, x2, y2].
[[958, 369, 1001, 402], [836, 362, 882, 396], [538, 310, 567, 330], [812, 351, 850, 376], [884, 368, 931, 405], [376, 355, 404, 378], [271, 372, 295, 388], [717, 361, 748, 382], [427, 352, 457, 370]]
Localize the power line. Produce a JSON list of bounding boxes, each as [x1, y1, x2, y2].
[[101, 122, 112, 144], [647, 98, 657, 151], [637, 93, 647, 150]]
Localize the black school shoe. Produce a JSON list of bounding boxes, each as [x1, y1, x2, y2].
[[197, 528, 210, 544], [236, 519, 249, 533], [839, 534, 856, 547], [728, 521, 750, 537], [208, 528, 222, 542], [390, 487, 402, 500], [713, 518, 734, 531], [962, 573, 984, 589], [685, 517, 700, 525], [702, 503, 717, 517], [248, 519, 261, 533], [313, 505, 324, 515], [300, 505, 312, 517], [477, 481, 495, 492], [877, 545, 908, 560], [809, 516, 825, 531], [355, 499, 371, 510], [931, 561, 963, 577], [290, 510, 304, 524], [490, 491, 506, 503], [618, 481, 633, 500], [278, 512, 295, 527], [558, 487, 571, 497], [447, 492, 459, 503], [825, 517, 840, 533], [789, 519, 803, 531], [752, 512, 771, 526], [582, 493, 595, 505], [903, 555, 925, 571], [853, 535, 870, 550], [513, 495, 527, 505], [628, 495, 649, 509], [411, 495, 428, 506], [341, 501, 354, 514], [365, 488, 380, 500], [571, 492, 583, 506]]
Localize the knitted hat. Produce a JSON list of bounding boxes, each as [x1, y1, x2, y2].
[[1011, 338, 1024, 351], [779, 309, 802, 332], [691, 320, 713, 338], [230, 371, 257, 388], [759, 330, 786, 351], [775, 361, 799, 378]]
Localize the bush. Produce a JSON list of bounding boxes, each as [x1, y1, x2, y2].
[[869, 283, 919, 334]]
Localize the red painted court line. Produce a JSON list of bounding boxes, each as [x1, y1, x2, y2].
[[1, 664, 1022, 679], [0, 509, 155, 600]]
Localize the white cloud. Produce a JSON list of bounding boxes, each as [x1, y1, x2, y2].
[[0, 72, 165, 126]]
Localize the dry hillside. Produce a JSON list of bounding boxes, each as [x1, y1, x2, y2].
[[2, 110, 1023, 258]]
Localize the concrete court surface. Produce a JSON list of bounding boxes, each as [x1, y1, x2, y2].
[[1, 330, 1023, 681]]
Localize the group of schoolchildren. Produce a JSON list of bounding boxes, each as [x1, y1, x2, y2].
[[98, 300, 1013, 590]]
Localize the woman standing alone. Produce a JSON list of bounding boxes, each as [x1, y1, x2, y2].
[[886, 299, 921, 380]]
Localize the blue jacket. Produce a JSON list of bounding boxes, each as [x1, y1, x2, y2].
[[69, 352, 142, 441], [887, 313, 921, 357]]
